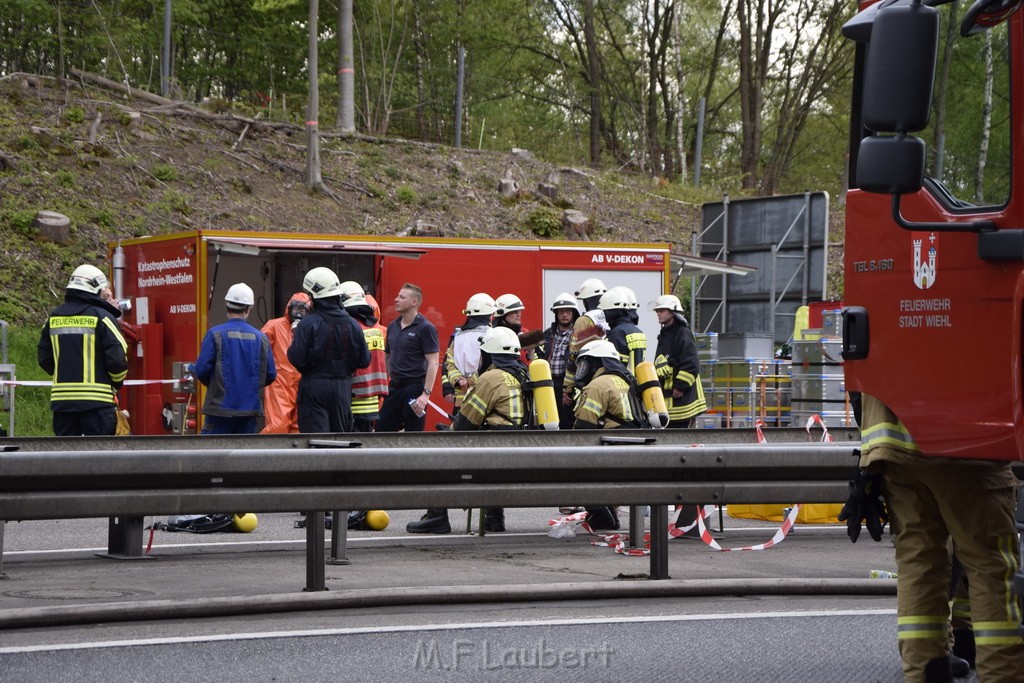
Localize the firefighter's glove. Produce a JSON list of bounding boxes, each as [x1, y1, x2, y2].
[[441, 380, 454, 401], [837, 470, 888, 543]]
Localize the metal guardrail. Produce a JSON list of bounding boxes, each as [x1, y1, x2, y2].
[[0, 435, 863, 589]]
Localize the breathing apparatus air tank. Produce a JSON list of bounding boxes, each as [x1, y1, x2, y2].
[[528, 359, 560, 430], [635, 361, 669, 429]]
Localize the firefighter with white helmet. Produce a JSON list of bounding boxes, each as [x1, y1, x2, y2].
[[600, 287, 646, 377], [493, 293, 545, 355], [343, 284, 389, 433], [570, 338, 643, 530], [562, 277, 610, 401], [536, 292, 580, 429], [408, 326, 528, 534], [288, 267, 371, 433], [650, 294, 706, 428], [193, 282, 277, 434], [442, 292, 495, 414], [38, 264, 129, 435]]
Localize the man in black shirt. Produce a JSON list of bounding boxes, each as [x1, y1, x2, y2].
[[377, 283, 439, 432]]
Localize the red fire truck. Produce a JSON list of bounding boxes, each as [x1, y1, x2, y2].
[[106, 231, 681, 435], [842, 0, 1024, 463]]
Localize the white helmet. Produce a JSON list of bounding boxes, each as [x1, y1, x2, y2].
[[598, 287, 632, 311], [649, 294, 684, 312], [463, 292, 496, 316], [225, 283, 255, 309], [577, 339, 619, 360], [574, 278, 606, 300], [479, 326, 521, 355], [339, 280, 367, 307], [550, 292, 579, 311], [494, 293, 525, 316], [302, 267, 343, 299], [67, 264, 109, 294], [614, 286, 639, 309]]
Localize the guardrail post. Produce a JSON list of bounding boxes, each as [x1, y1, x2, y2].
[[327, 509, 350, 565], [98, 516, 152, 560], [628, 505, 643, 549], [304, 511, 326, 591], [649, 505, 669, 580]]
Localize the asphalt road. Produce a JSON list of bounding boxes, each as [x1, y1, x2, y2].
[[0, 507, 979, 682]]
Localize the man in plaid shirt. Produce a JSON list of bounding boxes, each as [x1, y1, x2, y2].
[[536, 292, 579, 429]]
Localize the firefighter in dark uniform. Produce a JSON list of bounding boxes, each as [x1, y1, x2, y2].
[[38, 264, 128, 436], [600, 286, 647, 378], [288, 267, 370, 433], [407, 326, 527, 534], [572, 339, 643, 530], [650, 294, 706, 428], [562, 278, 608, 402], [844, 394, 1023, 682]]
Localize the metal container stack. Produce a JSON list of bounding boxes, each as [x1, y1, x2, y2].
[[790, 311, 856, 427], [698, 332, 791, 428]]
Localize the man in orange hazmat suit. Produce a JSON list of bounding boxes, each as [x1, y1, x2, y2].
[[260, 292, 311, 433]]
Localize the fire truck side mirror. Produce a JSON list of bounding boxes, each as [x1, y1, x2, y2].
[[841, 307, 869, 361], [862, 3, 938, 134], [856, 134, 925, 195]]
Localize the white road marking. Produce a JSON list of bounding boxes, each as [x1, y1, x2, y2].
[[0, 609, 896, 654]]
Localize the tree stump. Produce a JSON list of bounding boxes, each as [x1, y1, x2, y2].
[[35, 211, 72, 243], [562, 210, 591, 241], [537, 182, 558, 200], [498, 168, 519, 197]]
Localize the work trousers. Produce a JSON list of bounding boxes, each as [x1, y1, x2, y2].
[[297, 377, 353, 433], [52, 405, 116, 436], [881, 459, 1023, 682]]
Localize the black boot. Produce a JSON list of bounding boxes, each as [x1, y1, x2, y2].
[[951, 629, 976, 668], [406, 509, 451, 534], [585, 506, 619, 531], [948, 654, 970, 678], [923, 656, 954, 683], [484, 508, 505, 532]]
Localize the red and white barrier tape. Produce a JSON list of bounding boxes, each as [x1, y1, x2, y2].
[[0, 379, 178, 387], [551, 414, 835, 555]]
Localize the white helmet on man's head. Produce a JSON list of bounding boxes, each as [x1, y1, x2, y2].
[[577, 339, 619, 360], [302, 267, 343, 299], [225, 283, 255, 309], [574, 278, 607, 300], [463, 292, 496, 316], [494, 293, 525, 317], [67, 264, 109, 294], [649, 294, 684, 312], [598, 287, 632, 311], [550, 292, 579, 311], [615, 286, 639, 309], [339, 280, 367, 307], [479, 326, 521, 355]]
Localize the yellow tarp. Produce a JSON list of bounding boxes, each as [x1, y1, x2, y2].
[[727, 503, 843, 524]]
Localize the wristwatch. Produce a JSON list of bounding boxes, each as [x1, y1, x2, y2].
[[424, 388, 432, 396]]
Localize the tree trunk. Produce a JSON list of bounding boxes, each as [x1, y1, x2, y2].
[[584, 0, 601, 167], [412, 0, 428, 141], [306, 0, 323, 189], [975, 29, 993, 202], [336, 0, 355, 132], [931, 0, 959, 180]]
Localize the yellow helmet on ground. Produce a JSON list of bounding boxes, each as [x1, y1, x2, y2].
[[364, 510, 390, 530], [231, 513, 258, 533]]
